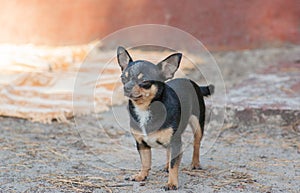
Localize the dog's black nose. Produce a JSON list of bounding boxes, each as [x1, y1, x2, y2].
[[124, 84, 132, 93]]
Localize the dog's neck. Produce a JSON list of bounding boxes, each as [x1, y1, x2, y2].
[[128, 83, 165, 135]]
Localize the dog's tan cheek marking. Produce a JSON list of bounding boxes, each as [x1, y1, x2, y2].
[[146, 84, 158, 100]]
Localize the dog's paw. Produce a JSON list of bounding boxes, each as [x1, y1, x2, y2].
[[161, 166, 169, 173], [191, 163, 202, 170], [163, 183, 178, 191], [126, 173, 147, 182], [191, 166, 202, 170]]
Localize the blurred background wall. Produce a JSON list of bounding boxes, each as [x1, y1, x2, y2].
[[0, 0, 299, 50]]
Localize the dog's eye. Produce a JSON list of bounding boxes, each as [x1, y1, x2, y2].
[[139, 81, 152, 89]]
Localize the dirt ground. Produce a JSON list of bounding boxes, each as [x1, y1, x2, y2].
[[1, 45, 300, 192]]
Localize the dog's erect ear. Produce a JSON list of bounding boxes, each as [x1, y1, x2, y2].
[[117, 46, 133, 71], [157, 53, 182, 80]]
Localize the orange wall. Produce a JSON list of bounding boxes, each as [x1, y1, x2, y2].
[[0, 0, 299, 50]]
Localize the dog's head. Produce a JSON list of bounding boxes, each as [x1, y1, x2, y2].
[[117, 46, 182, 105]]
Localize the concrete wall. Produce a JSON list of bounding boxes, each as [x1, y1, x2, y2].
[[0, 0, 299, 50]]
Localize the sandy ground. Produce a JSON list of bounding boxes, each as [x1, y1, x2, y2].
[[1, 45, 300, 192]]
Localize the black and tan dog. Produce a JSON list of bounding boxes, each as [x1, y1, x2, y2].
[[117, 47, 214, 190]]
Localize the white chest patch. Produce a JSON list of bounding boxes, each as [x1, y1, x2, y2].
[[134, 107, 151, 136]]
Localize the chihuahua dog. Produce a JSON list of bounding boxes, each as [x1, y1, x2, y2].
[[117, 47, 214, 190]]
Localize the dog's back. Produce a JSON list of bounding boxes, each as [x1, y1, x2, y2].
[[166, 79, 213, 135]]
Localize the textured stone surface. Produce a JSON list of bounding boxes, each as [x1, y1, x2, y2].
[[226, 60, 300, 126]]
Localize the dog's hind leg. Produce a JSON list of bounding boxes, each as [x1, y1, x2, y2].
[[189, 115, 203, 170]]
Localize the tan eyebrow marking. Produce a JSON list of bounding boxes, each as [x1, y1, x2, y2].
[[125, 71, 129, 77], [138, 73, 144, 79]]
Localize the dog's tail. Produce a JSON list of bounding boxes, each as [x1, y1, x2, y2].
[[200, 84, 214, 97]]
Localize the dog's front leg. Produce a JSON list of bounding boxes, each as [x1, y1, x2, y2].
[[131, 141, 152, 181], [163, 147, 170, 172], [164, 138, 182, 190]]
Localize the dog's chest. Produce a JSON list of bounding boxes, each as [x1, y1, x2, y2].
[[133, 107, 173, 148], [134, 108, 159, 147], [134, 107, 151, 135]]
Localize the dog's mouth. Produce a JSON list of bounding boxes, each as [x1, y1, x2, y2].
[[129, 94, 142, 101]]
